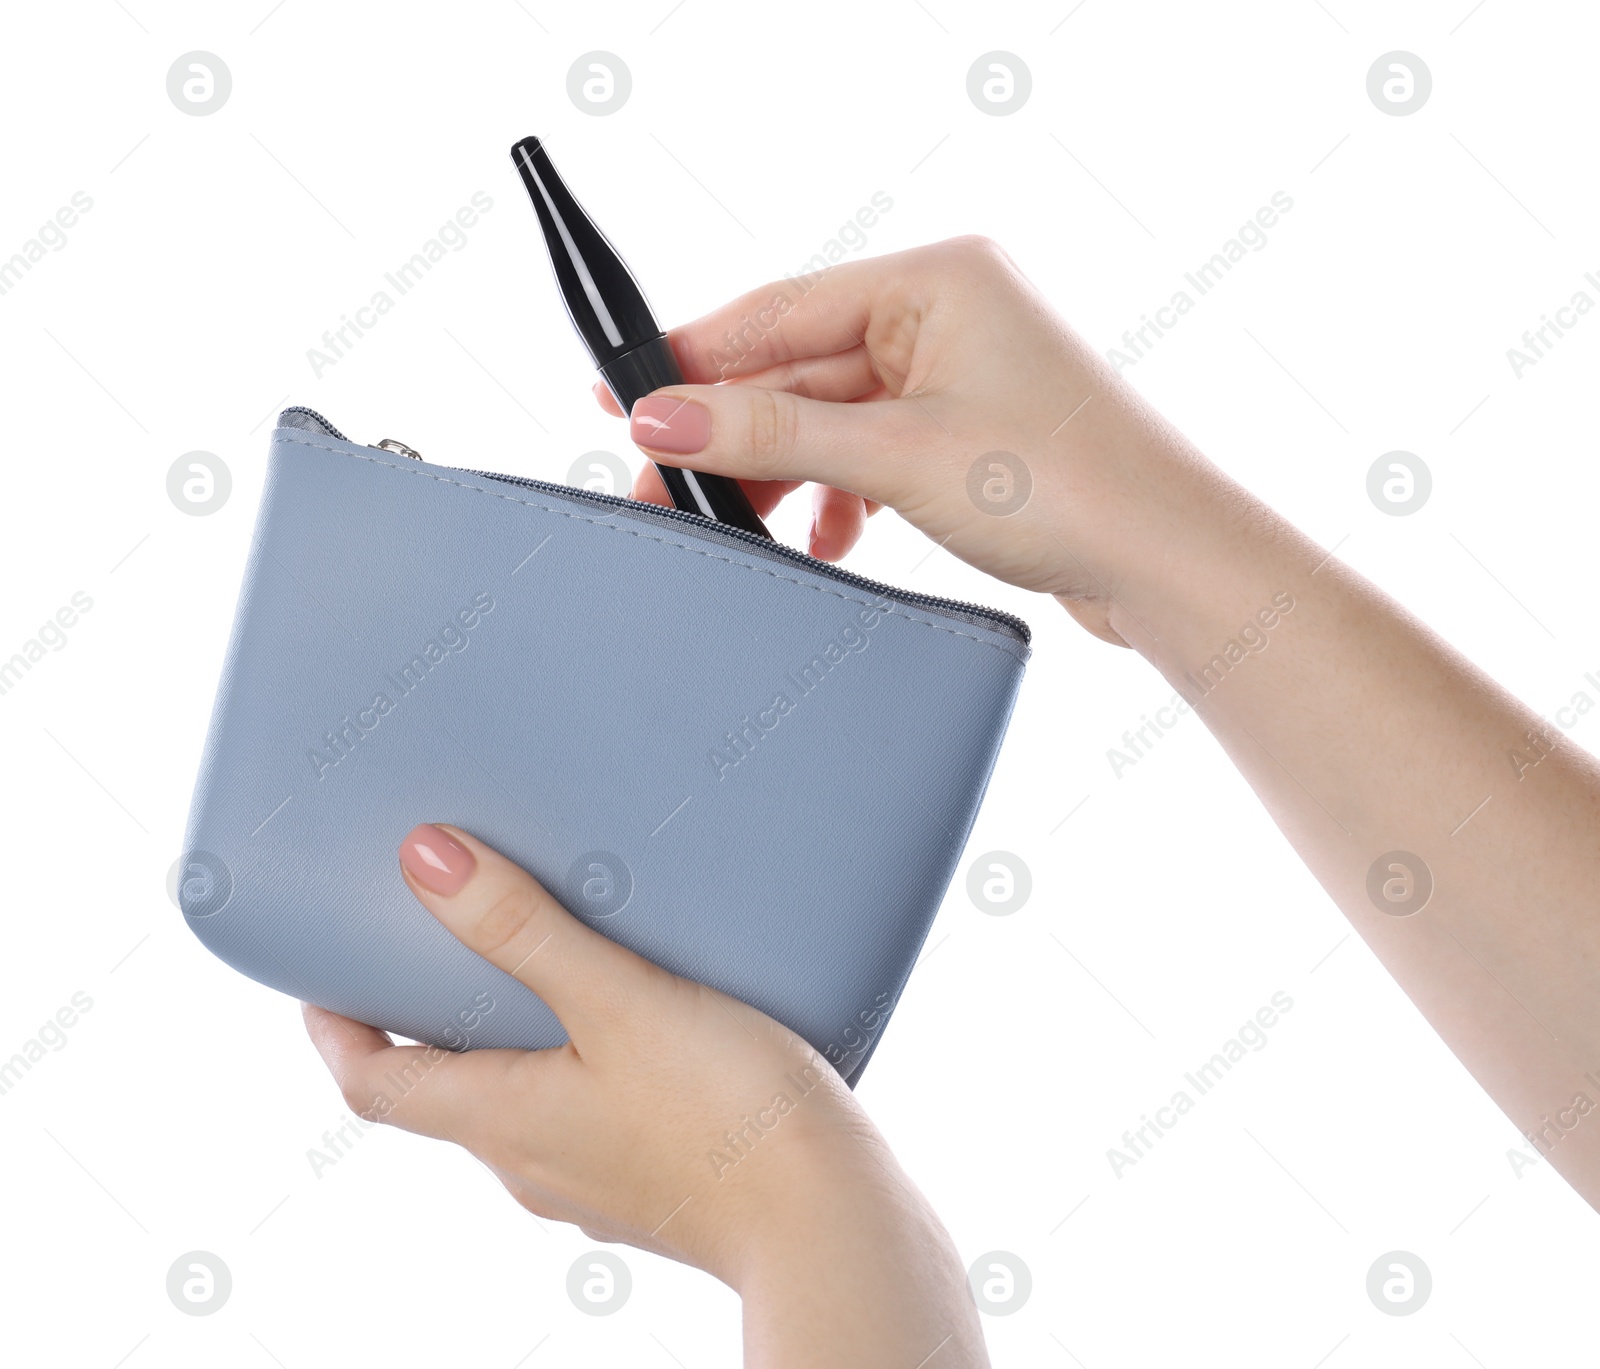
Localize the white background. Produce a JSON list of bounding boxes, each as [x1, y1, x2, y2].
[[1, 0, 1597, 1364]]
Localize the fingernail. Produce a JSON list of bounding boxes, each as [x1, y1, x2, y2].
[[630, 395, 710, 454], [399, 823, 476, 896]]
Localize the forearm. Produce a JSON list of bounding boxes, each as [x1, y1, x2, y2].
[[1098, 454, 1600, 1205]]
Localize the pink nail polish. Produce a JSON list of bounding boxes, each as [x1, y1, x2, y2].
[[630, 396, 711, 454], [399, 824, 476, 896]]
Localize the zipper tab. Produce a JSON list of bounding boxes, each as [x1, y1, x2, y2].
[[373, 438, 423, 461]]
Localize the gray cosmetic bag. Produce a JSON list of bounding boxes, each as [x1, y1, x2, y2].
[[178, 407, 1029, 1084]]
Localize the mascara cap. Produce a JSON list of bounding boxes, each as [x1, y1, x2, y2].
[[510, 135, 661, 367]]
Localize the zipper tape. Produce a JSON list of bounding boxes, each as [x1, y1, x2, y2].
[[276, 406, 1031, 646]]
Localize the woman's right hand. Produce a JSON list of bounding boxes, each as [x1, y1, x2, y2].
[[600, 235, 1229, 646], [305, 822, 990, 1366]]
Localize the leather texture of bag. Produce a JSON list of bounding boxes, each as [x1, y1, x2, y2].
[[178, 406, 1030, 1084]]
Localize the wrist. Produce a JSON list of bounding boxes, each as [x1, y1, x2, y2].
[[1022, 375, 1242, 606], [1084, 441, 1314, 669], [725, 1131, 984, 1365], [1035, 406, 1326, 730], [699, 1100, 903, 1286]]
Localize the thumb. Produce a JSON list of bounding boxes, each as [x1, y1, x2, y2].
[[628, 386, 919, 508]]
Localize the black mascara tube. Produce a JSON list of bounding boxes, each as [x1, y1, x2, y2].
[[510, 135, 772, 539]]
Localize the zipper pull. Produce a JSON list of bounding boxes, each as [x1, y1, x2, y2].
[[372, 438, 423, 461]]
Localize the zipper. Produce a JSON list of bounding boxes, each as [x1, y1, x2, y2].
[[277, 406, 1031, 645], [372, 437, 424, 460]]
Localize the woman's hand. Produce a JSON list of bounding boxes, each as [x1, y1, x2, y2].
[[599, 234, 1231, 645], [611, 236, 1600, 1217], [304, 823, 987, 1367], [622, 239, 1600, 1218]]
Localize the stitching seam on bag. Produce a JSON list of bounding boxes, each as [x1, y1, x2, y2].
[[275, 433, 1029, 663]]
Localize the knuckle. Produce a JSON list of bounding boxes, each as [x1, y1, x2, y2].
[[470, 882, 549, 962], [772, 357, 806, 396], [763, 314, 797, 367], [941, 233, 1012, 276], [743, 387, 800, 478], [339, 1080, 382, 1120]]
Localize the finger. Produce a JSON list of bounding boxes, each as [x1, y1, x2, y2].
[[808, 484, 870, 561], [303, 1001, 393, 1061], [629, 460, 802, 521], [666, 257, 884, 383], [628, 386, 921, 506], [629, 460, 670, 506], [302, 1001, 528, 1142], [397, 823, 651, 1042], [602, 349, 881, 415], [721, 347, 881, 404]]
